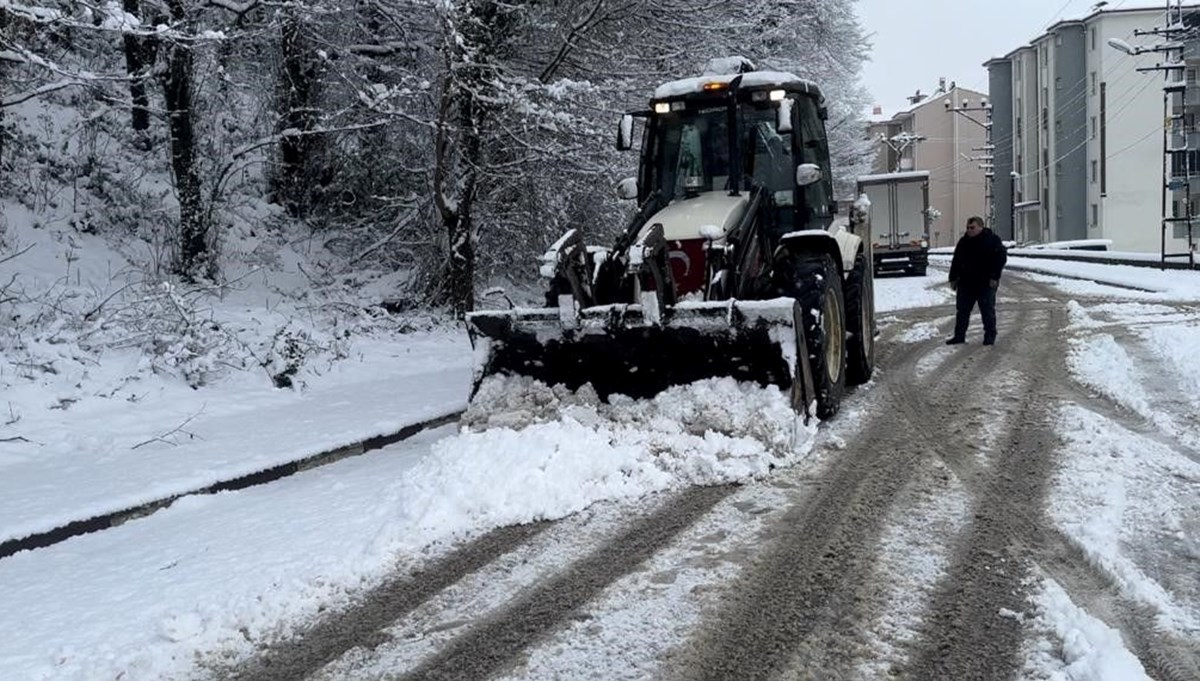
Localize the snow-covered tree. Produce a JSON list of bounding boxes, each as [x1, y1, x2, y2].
[[1, 0, 876, 308]]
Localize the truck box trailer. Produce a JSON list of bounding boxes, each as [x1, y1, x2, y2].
[[857, 171, 930, 277]]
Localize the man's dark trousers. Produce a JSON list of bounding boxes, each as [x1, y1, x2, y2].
[[953, 285, 996, 342]]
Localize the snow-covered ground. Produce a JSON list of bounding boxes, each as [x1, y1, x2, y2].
[[1, 252, 1199, 678]]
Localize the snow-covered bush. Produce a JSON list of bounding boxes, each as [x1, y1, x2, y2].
[[79, 280, 245, 388]]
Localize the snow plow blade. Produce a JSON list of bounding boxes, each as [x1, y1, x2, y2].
[[466, 299, 816, 419]]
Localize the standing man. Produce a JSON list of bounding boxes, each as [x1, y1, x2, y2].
[[946, 216, 1007, 346]]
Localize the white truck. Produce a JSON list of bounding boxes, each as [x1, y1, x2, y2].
[[857, 171, 930, 277]]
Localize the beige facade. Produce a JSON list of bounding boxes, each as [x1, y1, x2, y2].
[[868, 87, 990, 247]]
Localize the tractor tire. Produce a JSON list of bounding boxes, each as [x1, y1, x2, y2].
[[845, 252, 875, 386], [779, 251, 847, 419]]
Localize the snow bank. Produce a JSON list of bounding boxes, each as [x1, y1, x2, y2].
[[399, 376, 815, 536], [0, 375, 816, 681], [1026, 579, 1150, 680], [1050, 405, 1200, 635]]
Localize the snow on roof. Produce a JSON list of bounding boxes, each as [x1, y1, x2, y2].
[[857, 170, 931, 184], [653, 71, 822, 100], [865, 106, 893, 124]]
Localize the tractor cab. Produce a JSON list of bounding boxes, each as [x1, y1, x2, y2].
[[617, 63, 836, 295]]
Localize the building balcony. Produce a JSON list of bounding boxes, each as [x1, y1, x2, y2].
[[1170, 149, 1200, 178]]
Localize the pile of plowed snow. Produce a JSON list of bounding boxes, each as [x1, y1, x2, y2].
[[388, 376, 816, 537]]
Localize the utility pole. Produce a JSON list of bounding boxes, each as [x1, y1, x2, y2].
[[1010, 170, 1020, 243], [1108, 0, 1197, 268], [947, 98, 994, 230], [879, 131, 925, 173]]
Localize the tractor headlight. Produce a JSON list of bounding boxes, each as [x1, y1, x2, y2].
[[769, 89, 786, 101], [654, 102, 670, 114], [920, 239, 929, 248]]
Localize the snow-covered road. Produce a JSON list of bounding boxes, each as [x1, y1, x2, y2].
[[2, 266, 1199, 680]]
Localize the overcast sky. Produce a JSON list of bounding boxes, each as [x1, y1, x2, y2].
[[856, 0, 1142, 114]]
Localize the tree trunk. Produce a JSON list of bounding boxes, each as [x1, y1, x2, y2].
[[433, 77, 479, 318], [121, 0, 151, 132], [274, 12, 319, 217], [0, 11, 8, 166], [432, 0, 520, 316], [161, 42, 208, 280]]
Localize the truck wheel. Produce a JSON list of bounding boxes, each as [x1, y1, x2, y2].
[[845, 252, 875, 385], [779, 252, 846, 419]]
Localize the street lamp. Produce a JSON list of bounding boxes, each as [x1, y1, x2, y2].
[[1107, 37, 1138, 55]]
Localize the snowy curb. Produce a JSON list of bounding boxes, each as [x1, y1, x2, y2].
[[1003, 263, 1163, 293], [928, 254, 1166, 293], [0, 411, 464, 561], [1005, 249, 1197, 270]]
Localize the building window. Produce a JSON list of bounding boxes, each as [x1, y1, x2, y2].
[[1091, 71, 1097, 96], [1055, 34, 1063, 47], [1188, 68, 1197, 85], [1055, 76, 1063, 90], [1091, 203, 1098, 227], [1092, 160, 1098, 183], [1091, 116, 1097, 139], [1057, 204, 1064, 219], [1056, 162, 1063, 176], [1091, 27, 1097, 50]]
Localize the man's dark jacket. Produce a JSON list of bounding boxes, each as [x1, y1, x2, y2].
[[949, 228, 1007, 289]]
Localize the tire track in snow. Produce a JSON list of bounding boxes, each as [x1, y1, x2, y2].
[[903, 337, 1057, 678], [661, 323, 1002, 679], [219, 521, 549, 681], [1032, 527, 1200, 681], [395, 484, 734, 681], [898, 279, 1200, 681]]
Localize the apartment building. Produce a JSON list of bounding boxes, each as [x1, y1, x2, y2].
[[987, 4, 1197, 253], [866, 84, 989, 247]]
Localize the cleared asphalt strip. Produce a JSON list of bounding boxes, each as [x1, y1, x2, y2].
[[0, 411, 464, 561]]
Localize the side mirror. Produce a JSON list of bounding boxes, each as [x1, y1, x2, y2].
[[616, 177, 638, 201], [795, 163, 822, 187], [616, 113, 634, 151], [776, 97, 794, 133]]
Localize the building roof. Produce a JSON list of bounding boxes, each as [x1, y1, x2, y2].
[[905, 86, 988, 115], [865, 83, 987, 128], [1044, 3, 1200, 39], [988, 4, 1200, 69]]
